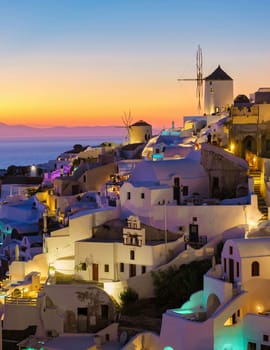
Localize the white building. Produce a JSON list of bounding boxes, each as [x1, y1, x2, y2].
[[158, 236, 270, 350], [74, 216, 181, 301]]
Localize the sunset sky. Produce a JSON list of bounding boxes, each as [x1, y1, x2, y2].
[[0, 0, 270, 129]]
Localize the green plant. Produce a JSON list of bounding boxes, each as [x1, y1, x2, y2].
[[151, 259, 211, 311], [119, 287, 138, 314]]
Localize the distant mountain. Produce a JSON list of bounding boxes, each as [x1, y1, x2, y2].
[[0, 122, 127, 139]]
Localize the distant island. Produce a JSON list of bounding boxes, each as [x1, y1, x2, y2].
[[0, 122, 127, 139]]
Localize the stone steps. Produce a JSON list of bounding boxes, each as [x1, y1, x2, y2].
[[249, 169, 268, 221]]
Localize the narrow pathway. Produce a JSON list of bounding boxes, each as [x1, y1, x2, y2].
[[249, 168, 268, 221]]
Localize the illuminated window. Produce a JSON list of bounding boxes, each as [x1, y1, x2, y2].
[[224, 316, 233, 326], [251, 261, 260, 276], [224, 313, 237, 326]]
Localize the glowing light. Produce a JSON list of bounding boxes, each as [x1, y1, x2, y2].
[[153, 153, 164, 160], [224, 317, 233, 326], [173, 308, 193, 314], [48, 265, 55, 277], [256, 304, 263, 313], [248, 219, 257, 230], [164, 347, 174, 350], [230, 143, 235, 153], [252, 156, 257, 167]]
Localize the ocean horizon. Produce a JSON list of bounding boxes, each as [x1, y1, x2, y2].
[[0, 135, 125, 169]]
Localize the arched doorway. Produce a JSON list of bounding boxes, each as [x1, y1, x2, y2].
[[242, 135, 257, 160], [206, 293, 221, 318]]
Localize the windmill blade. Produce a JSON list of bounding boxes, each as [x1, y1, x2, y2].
[[121, 110, 133, 141], [196, 45, 203, 111], [177, 45, 204, 112]]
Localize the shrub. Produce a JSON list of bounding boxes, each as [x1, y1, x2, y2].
[[119, 287, 138, 314]]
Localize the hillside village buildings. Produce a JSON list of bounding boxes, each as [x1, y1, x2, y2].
[[1, 66, 270, 349]]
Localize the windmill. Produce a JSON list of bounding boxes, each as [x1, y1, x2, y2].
[[177, 45, 204, 112], [121, 110, 133, 143]]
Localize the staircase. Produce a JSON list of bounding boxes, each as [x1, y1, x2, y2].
[[249, 169, 268, 221]]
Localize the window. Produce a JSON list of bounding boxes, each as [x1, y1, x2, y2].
[[104, 264, 109, 272], [174, 177, 180, 187], [141, 193, 145, 199], [223, 258, 227, 273], [261, 345, 270, 350], [120, 263, 124, 272], [130, 250, 135, 260], [141, 265, 146, 274], [251, 261, 260, 276], [237, 309, 240, 317], [127, 192, 131, 200], [266, 140, 270, 151], [101, 305, 109, 320], [236, 262, 239, 277], [263, 334, 269, 342], [81, 262, 87, 271], [182, 186, 188, 196], [229, 246, 233, 255], [83, 175, 86, 183]]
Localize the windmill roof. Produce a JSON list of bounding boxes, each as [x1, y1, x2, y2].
[[205, 65, 233, 81], [131, 120, 151, 126]]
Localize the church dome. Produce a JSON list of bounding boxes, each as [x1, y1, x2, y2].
[[234, 94, 250, 105]]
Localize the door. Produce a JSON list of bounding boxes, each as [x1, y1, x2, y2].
[[229, 258, 234, 283], [101, 305, 109, 320], [129, 264, 136, 277], [92, 263, 99, 281]]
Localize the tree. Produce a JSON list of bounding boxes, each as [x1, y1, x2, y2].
[[151, 259, 211, 311]]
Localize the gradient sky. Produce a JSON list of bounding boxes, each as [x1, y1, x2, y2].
[[0, 0, 270, 129]]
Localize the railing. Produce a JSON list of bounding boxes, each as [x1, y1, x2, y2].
[[5, 296, 38, 306]]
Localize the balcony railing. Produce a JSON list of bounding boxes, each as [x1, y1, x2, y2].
[[5, 296, 38, 306]]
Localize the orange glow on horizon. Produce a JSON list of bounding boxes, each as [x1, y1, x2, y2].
[[0, 81, 198, 129]]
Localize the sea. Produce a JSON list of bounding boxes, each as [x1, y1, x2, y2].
[[0, 136, 125, 170]]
